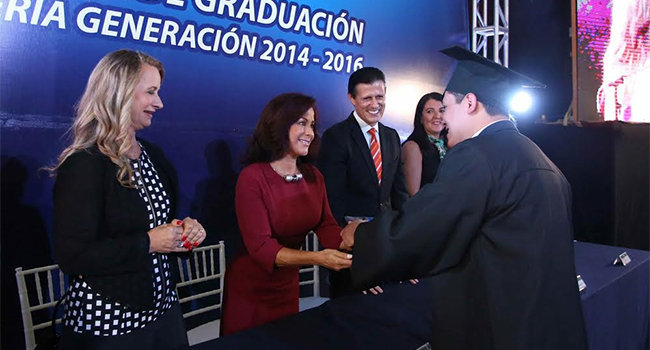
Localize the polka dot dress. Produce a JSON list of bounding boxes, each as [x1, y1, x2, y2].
[[63, 145, 178, 336]]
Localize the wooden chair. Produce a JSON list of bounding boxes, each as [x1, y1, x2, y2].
[[176, 241, 226, 346], [15, 264, 67, 350], [299, 231, 329, 311]]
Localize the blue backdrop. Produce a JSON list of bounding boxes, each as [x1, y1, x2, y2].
[[0, 1, 467, 347]]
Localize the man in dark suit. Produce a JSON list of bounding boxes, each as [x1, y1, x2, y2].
[[341, 47, 588, 350], [319, 67, 408, 298]]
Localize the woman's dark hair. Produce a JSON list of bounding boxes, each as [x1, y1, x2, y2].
[[243, 93, 320, 179], [406, 92, 445, 151]]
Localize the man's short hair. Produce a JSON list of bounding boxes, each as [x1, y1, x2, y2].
[[348, 67, 385, 97], [446, 91, 509, 117]]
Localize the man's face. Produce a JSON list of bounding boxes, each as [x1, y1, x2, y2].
[[348, 81, 386, 126], [441, 92, 471, 148]]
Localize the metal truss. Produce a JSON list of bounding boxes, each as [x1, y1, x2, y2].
[[472, 0, 509, 67]]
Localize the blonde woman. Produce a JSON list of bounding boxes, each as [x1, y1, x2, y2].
[[51, 50, 205, 349]]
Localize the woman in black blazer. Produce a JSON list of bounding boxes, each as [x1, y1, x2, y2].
[[51, 50, 205, 349]]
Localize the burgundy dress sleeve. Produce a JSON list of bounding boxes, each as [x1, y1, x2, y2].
[[234, 165, 284, 274], [311, 167, 343, 250]]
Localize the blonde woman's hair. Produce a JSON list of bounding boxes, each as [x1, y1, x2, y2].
[[51, 49, 164, 187]]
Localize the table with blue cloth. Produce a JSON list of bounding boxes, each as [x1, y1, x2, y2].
[[577, 242, 649, 350], [193, 242, 649, 350]]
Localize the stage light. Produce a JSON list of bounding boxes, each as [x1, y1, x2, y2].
[[510, 90, 533, 113]]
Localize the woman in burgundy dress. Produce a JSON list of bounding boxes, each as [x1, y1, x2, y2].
[[221, 93, 353, 335]]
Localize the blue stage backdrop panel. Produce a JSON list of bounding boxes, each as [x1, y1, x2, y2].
[[1, 2, 465, 346], [0, 0, 468, 215]]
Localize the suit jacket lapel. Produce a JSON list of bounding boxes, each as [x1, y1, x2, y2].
[[346, 113, 378, 184]]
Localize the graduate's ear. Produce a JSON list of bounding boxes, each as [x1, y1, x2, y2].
[[465, 93, 478, 114]]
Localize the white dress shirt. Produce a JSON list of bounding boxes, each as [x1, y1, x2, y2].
[[472, 119, 509, 138], [353, 111, 381, 149]]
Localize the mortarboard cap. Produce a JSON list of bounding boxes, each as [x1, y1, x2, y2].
[[441, 46, 545, 111]]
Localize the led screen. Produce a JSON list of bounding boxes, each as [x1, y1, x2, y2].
[[576, 0, 649, 122]]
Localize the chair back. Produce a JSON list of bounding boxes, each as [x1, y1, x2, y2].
[[176, 242, 226, 319], [15, 264, 67, 350], [299, 231, 320, 298]]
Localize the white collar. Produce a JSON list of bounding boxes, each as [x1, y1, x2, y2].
[[353, 111, 378, 134], [472, 119, 508, 138]]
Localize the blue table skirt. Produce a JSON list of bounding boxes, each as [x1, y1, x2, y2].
[[576, 242, 649, 350]]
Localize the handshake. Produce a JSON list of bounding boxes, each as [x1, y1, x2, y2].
[[339, 216, 371, 251]]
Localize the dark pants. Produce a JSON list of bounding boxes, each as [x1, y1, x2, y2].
[[329, 268, 355, 299], [59, 303, 189, 350]]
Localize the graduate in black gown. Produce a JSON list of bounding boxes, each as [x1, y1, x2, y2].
[[341, 47, 588, 350]]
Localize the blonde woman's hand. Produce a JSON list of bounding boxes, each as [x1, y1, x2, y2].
[[180, 217, 206, 250], [148, 220, 184, 253]]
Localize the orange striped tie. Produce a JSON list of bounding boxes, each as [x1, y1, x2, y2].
[[368, 128, 382, 185]]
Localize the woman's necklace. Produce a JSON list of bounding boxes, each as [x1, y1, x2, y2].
[[270, 164, 303, 183], [127, 142, 142, 160]]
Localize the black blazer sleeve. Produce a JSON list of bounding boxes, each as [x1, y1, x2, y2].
[[318, 126, 349, 226], [53, 150, 151, 276], [351, 142, 491, 288], [387, 130, 409, 211]]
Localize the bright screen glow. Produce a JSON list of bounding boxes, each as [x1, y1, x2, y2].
[[577, 0, 649, 122]]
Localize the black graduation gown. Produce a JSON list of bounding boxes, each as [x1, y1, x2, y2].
[[351, 120, 588, 350]]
